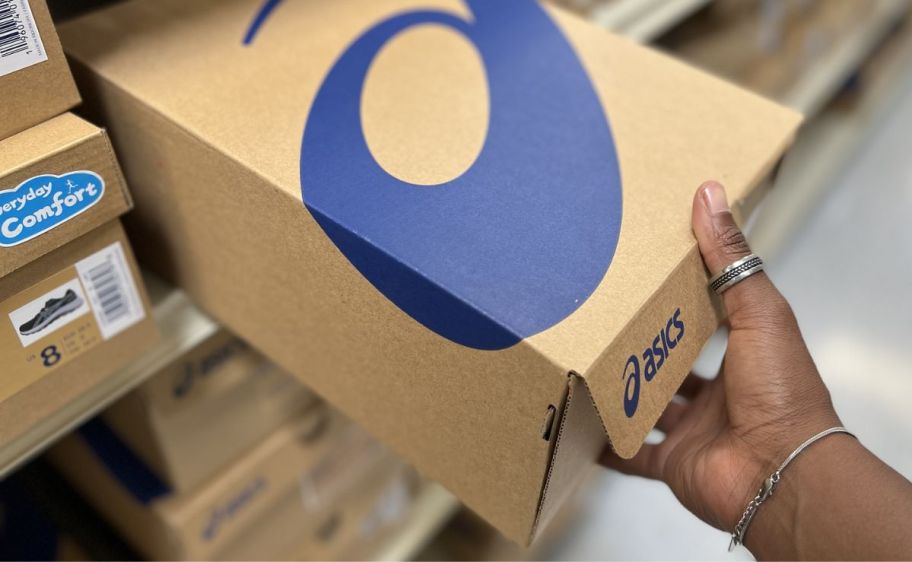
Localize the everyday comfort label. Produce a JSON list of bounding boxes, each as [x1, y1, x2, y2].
[[0, 170, 105, 247], [0, 241, 145, 401], [0, 0, 48, 78]]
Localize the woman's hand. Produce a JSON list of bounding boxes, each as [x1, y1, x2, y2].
[[601, 181, 912, 560], [601, 180, 841, 531]]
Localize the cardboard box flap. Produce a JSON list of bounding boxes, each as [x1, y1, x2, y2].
[[531, 373, 605, 543], [0, 113, 133, 278]]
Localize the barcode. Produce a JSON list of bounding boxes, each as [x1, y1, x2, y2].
[[76, 242, 146, 340], [85, 260, 129, 326], [0, 1, 28, 58]]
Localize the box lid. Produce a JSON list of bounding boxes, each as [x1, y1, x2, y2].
[[0, 113, 133, 278], [60, 0, 801, 459]]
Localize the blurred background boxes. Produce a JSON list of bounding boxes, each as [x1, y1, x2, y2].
[[219, 455, 421, 561], [103, 329, 316, 493], [48, 406, 370, 560]]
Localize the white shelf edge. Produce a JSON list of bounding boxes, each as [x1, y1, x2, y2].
[[624, 0, 712, 43], [751, 17, 912, 260], [782, 0, 909, 116], [0, 279, 218, 477], [591, 0, 711, 42]]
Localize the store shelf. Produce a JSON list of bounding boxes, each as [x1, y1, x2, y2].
[[781, 0, 909, 116], [0, 275, 219, 478], [591, 0, 711, 43], [371, 483, 461, 561], [750, 10, 912, 260]]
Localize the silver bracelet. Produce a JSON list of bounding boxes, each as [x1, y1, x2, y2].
[[728, 426, 856, 552]]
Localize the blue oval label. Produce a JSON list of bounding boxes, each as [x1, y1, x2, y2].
[[0, 171, 105, 247]]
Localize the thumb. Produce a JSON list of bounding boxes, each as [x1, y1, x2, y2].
[[692, 181, 787, 328]]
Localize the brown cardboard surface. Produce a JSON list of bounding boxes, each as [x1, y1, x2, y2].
[[103, 328, 316, 492], [0, 113, 132, 277], [0, 220, 157, 444], [60, 0, 801, 544], [48, 406, 368, 561], [0, 0, 80, 140]]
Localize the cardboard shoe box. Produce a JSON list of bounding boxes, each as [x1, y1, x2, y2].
[[216, 450, 420, 561], [102, 328, 317, 493], [0, 112, 157, 446], [0, 0, 80, 140], [60, 0, 802, 544], [48, 405, 374, 561]]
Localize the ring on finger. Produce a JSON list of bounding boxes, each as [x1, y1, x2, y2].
[[709, 253, 764, 295]]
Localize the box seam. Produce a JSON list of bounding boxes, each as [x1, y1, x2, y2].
[[528, 371, 573, 544]]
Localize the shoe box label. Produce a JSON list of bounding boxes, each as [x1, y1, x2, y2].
[[0, 0, 48, 78], [0, 241, 146, 401], [0, 170, 105, 247]]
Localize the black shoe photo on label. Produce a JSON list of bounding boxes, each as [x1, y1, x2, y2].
[[18, 289, 84, 336]]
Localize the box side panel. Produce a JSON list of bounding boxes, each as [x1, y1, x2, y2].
[[155, 407, 342, 560], [0, 0, 80, 140], [148, 368, 315, 493], [0, 115, 132, 277], [73, 63, 568, 544], [214, 443, 411, 560], [585, 247, 719, 459], [102, 391, 170, 481], [0, 220, 158, 445], [531, 373, 606, 543]]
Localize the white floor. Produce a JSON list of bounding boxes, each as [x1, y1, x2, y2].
[[544, 68, 912, 562]]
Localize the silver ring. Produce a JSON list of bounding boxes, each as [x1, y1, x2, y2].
[[709, 253, 764, 294]]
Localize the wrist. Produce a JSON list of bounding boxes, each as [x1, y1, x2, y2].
[[742, 431, 861, 559], [722, 410, 842, 530]]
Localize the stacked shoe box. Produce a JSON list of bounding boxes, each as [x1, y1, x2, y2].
[[0, 0, 157, 448], [48, 330, 422, 560], [101, 329, 318, 493]]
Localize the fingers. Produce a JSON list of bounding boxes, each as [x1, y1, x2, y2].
[[655, 401, 687, 433], [600, 443, 665, 481], [678, 372, 708, 400], [692, 181, 790, 330]]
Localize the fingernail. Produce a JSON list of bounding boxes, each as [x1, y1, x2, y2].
[[700, 181, 729, 216]]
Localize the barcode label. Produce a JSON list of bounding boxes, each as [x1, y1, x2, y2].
[[76, 242, 145, 340], [0, 0, 47, 78]]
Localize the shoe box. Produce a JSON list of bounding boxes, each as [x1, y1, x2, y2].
[[59, 0, 802, 544], [217, 450, 421, 561], [102, 328, 317, 493], [0, 112, 158, 447], [0, 0, 80, 140], [47, 403, 390, 560]]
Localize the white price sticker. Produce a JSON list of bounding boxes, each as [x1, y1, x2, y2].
[[75, 241, 146, 340], [0, 0, 47, 78]]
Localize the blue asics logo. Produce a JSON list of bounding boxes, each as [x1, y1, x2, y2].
[[622, 308, 685, 417], [245, 0, 622, 350], [0, 171, 104, 247]]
